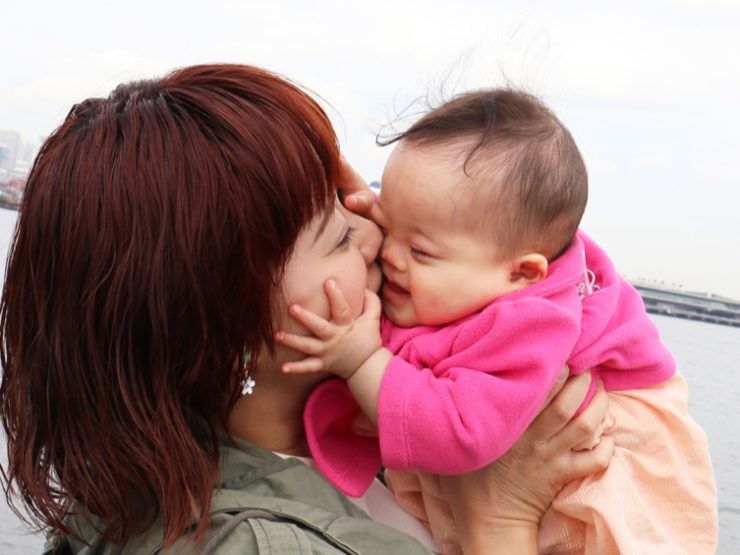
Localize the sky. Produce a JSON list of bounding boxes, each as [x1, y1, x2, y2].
[[2, 0, 739, 299]]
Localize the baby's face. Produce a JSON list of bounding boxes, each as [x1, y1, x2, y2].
[[376, 142, 521, 327]]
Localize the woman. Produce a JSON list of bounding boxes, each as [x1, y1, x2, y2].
[[0, 64, 612, 554]]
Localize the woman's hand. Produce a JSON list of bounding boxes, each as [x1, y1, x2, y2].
[[335, 158, 383, 293], [439, 370, 613, 555], [336, 157, 375, 217]]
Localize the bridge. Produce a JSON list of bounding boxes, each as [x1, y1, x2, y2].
[[633, 283, 740, 328]]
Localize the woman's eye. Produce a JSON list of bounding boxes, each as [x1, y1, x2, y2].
[[337, 226, 357, 250]]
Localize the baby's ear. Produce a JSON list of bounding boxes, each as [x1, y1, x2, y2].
[[510, 253, 548, 285]]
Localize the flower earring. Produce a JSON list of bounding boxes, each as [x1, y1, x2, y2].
[[240, 352, 256, 396]]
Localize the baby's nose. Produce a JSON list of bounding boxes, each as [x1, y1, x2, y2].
[[381, 237, 407, 272]]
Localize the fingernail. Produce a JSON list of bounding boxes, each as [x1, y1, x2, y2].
[[282, 364, 291, 373], [326, 279, 335, 288], [290, 305, 301, 315]]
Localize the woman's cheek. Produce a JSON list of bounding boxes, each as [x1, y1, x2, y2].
[[279, 269, 331, 332], [281, 252, 368, 328], [333, 254, 368, 318]]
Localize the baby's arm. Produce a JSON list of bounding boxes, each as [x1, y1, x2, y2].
[[380, 298, 581, 473], [276, 279, 391, 425]]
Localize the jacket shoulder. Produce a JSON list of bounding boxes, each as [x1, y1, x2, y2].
[[162, 508, 433, 555], [161, 513, 320, 554]]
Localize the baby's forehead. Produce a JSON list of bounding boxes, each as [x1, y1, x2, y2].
[[438, 181, 502, 239], [384, 183, 501, 248], [424, 153, 506, 226], [381, 138, 509, 232]]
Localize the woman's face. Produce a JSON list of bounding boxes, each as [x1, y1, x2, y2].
[[278, 199, 382, 343], [339, 202, 383, 294]]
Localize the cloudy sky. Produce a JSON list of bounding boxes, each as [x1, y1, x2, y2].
[[2, 0, 739, 299]]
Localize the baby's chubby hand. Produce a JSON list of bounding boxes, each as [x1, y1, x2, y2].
[[275, 279, 384, 380]]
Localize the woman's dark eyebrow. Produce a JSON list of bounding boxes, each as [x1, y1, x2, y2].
[[312, 207, 334, 245]]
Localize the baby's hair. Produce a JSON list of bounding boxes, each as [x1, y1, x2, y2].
[[382, 89, 587, 260]]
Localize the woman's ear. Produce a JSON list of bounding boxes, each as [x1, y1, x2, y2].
[[510, 253, 548, 286]]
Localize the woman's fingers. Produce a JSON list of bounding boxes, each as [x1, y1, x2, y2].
[[527, 373, 592, 443], [343, 192, 375, 216], [562, 435, 614, 481], [281, 357, 325, 374], [337, 157, 368, 192], [325, 279, 351, 325], [539, 365, 569, 412], [550, 382, 608, 453], [532, 378, 613, 486], [274, 331, 325, 356], [337, 157, 374, 216]]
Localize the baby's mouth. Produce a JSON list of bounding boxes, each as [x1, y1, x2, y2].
[[383, 279, 409, 298]]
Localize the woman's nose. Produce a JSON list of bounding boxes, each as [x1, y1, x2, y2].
[[358, 223, 382, 265], [381, 237, 406, 272]]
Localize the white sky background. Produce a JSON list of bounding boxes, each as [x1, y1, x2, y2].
[[2, 0, 739, 299]]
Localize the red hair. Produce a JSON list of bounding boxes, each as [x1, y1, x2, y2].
[[0, 64, 339, 545]]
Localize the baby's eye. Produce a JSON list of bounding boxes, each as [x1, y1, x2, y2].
[[337, 226, 357, 250], [410, 246, 432, 260]]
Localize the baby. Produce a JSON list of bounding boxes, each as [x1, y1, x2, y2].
[[277, 89, 717, 554]]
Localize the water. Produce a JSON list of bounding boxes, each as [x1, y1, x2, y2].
[[655, 314, 740, 554], [0, 208, 737, 553]]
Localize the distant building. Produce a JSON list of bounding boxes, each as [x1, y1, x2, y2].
[[17, 140, 39, 166], [7, 178, 25, 192], [0, 129, 41, 181], [0, 129, 21, 174], [0, 177, 23, 209]]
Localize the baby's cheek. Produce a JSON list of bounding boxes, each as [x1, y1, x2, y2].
[[409, 273, 445, 326]]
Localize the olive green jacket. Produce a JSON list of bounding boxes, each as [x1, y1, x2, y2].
[[44, 437, 435, 554]]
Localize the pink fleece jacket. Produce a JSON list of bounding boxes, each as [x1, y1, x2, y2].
[[303, 232, 676, 496]]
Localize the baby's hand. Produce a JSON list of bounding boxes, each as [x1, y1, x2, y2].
[[276, 279, 383, 380]]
